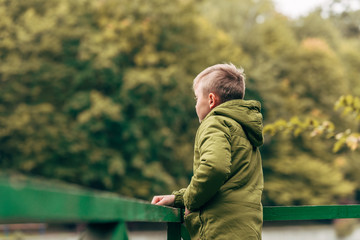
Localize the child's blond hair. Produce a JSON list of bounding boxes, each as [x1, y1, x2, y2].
[[193, 63, 246, 103]]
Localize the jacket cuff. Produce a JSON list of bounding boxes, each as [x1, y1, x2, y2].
[[171, 188, 186, 208]]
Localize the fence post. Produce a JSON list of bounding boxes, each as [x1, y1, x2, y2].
[[167, 222, 181, 240], [80, 222, 128, 240], [181, 225, 191, 240]]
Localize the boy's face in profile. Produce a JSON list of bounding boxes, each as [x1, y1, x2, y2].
[[194, 83, 211, 122]]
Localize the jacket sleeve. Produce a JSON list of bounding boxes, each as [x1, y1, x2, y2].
[[183, 120, 232, 211], [172, 188, 187, 208]]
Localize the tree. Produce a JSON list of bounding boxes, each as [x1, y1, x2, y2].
[[1, 0, 359, 205], [0, 0, 246, 199], [263, 95, 360, 204]]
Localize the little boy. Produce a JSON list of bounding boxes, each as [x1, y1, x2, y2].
[[151, 63, 264, 240]]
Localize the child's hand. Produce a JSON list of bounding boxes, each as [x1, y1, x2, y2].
[[151, 195, 175, 206], [185, 207, 191, 217]]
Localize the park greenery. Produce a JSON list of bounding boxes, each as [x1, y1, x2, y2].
[[1, 0, 360, 206]]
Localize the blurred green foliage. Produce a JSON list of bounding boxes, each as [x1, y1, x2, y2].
[[1, 0, 360, 205], [0, 0, 244, 199]]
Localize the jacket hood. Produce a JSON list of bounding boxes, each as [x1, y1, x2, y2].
[[207, 99, 264, 147]]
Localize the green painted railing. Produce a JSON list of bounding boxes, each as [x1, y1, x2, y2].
[[1, 177, 360, 239]]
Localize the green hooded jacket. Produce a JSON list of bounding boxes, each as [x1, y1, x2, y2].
[[173, 99, 264, 240]]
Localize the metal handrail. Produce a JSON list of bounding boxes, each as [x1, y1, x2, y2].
[[1, 177, 360, 240]]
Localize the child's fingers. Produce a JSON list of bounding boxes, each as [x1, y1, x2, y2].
[[151, 195, 175, 206], [156, 198, 168, 205], [151, 196, 161, 204], [151, 195, 165, 204]]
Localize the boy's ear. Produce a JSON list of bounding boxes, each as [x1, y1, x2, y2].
[[208, 93, 220, 109]]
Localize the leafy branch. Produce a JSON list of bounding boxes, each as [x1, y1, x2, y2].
[[264, 95, 360, 153]]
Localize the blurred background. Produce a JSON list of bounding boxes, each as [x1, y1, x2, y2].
[[0, 0, 360, 239]]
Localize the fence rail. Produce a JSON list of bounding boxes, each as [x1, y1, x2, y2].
[[0, 177, 359, 239]]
